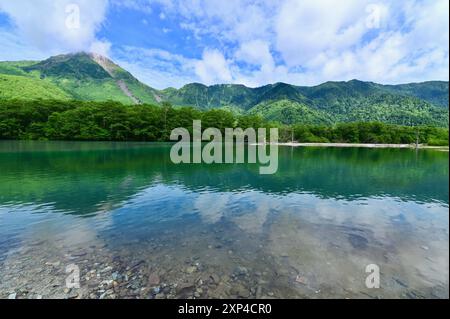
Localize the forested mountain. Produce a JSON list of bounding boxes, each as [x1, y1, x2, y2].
[[0, 53, 448, 127], [0, 53, 161, 105]]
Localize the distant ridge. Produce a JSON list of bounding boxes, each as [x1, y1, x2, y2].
[[0, 53, 448, 127]]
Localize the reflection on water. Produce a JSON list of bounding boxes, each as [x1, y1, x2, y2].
[[0, 141, 448, 299]]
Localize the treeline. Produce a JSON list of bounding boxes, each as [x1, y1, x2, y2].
[[0, 99, 448, 145], [0, 99, 263, 141], [285, 123, 448, 146]]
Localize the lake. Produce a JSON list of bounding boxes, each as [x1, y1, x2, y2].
[[0, 141, 448, 299]]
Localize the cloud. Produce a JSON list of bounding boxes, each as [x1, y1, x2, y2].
[[194, 49, 233, 85], [272, 0, 449, 84], [0, 0, 109, 55], [235, 40, 274, 69], [90, 40, 111, 57], [113, 46, 198, 89], [154, 0, 448, 86], [109, 0, 153, 14], [164, 0, 277, 44], [275, 0, 369, 67]]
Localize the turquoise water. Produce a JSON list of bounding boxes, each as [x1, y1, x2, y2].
[[0, 141, 448, 299]]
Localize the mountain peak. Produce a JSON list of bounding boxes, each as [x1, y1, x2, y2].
[[50, 51, 109, 60], [88, 52, 119, 77], [23, 52, 112, 80]]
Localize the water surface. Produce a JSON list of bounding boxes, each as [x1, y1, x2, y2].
[[0, 141, 448, 299]]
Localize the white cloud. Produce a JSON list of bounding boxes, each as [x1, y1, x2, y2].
[[272, 0, 449, 84], [235, 40, 274, 69], [194, 49, 233, 85], [110, 0, 153, 14], [90, 40, 111, 57], [113, 46, 198, 89], [0, 0, 109, 56], [166, 0, 277, 44], [275, 0, 370, 68]]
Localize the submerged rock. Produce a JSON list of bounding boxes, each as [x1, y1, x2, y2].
[[152, 286, 161, 294], [100, 266, 113, 273], [68, 291, 79, 299], [348, 234, 369, 249], [148, 272, 160, 286], [230, 286, 250, 298], [295, 275, 308, 285], [210, 273, 220, 284], [111, 272, 120, 281], [233, 266, 249, 277], [185, 266, 197, 274], [176, 281, 195, 297]]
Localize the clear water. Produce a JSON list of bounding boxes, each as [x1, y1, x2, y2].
[[0, 141, 448, 299]]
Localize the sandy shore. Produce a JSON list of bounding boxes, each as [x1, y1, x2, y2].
[[253, 142, 449, 150]]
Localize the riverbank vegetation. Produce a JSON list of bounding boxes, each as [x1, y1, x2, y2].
[[287, 123, 449, 146], [0, 99, 448, 145]]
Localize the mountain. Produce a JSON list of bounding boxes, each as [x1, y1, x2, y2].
[[0, 52, 161, 105], [0, 53, 448, 127], [158, 80, 449, 127]]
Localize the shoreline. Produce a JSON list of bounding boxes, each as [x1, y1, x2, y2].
[[253, 142, 449, 150], [1, 140, 448, 151]]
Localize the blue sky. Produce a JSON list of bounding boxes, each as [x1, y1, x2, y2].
[[0, 0, 448, 89]]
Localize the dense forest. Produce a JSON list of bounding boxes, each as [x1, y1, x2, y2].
[[0, 99, 447, 145]]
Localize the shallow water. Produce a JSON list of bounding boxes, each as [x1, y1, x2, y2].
[[0, 141, 448, 299]]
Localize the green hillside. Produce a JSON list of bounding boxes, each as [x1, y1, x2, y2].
[[379, 81, 449, 108], [161, 83, 257, 110], [0, 53, 159, 105], [0, 74, 71, 100], [163, 80, 449, 127], [248, 99, 333, 125], [0, 61, 39, 76], [0, 53, 448, 127]]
